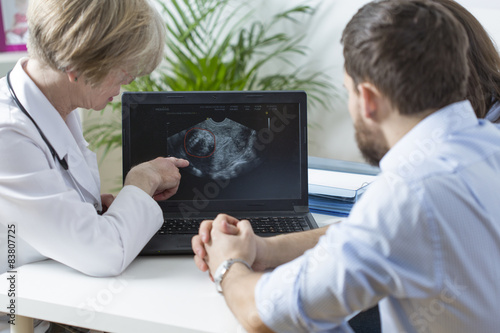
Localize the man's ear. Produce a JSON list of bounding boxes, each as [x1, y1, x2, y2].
[[357, 82, 382, 121]]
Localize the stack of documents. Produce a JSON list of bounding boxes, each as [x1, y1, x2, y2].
[[308, 168, 377, 216]]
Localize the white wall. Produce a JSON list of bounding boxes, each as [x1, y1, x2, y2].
[[248, 0, 370, 162], [456, 1, 500, 44], [89, 0, 500, 193], [247, 0, 500, 162]]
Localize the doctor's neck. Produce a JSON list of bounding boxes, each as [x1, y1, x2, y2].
[[23, 58, 79, 121]]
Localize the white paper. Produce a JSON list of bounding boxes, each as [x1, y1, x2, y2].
[[308, 169, 376, 191]]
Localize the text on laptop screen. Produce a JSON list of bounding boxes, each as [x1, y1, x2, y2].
[[127, 102, 303, 207]]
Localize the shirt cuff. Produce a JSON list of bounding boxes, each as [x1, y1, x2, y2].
[[106, 185, 163, 262]]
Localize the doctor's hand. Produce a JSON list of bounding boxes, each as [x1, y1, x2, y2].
[[124, 157, 189, 201], [100, 194, 115, 214], [192, 214, 269, 278]]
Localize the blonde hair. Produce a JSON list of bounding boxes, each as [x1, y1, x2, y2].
[[27, 0, 165, 86]]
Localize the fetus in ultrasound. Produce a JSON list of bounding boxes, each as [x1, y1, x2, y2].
[[184, 128, 216, 158], [167, 118, 262, 180]]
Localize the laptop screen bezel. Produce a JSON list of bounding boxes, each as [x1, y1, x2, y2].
[[122, 91, 309, 216]]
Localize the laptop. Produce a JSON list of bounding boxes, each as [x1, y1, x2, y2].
[[122, 91, 318, 254]]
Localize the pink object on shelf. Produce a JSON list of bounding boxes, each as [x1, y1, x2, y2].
[[0, 0, 28, 52]]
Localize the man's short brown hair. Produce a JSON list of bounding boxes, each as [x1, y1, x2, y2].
[[341, 0, 469, 115]]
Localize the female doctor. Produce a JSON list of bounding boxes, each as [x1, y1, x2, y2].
[[0, 0, 189, 277]]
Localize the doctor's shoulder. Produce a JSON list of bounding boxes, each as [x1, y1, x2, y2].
[[0, 83, 40, 138]]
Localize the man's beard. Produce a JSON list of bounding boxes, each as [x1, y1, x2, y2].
[[354, 117, 389, 166]]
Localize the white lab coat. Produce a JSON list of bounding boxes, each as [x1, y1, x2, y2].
[[0, 59, 163, 277]]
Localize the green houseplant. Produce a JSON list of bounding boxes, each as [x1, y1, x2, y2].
[[84, 0, 334, 159]]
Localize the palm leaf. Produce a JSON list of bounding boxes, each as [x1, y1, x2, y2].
[[84, 0, 339, 163]]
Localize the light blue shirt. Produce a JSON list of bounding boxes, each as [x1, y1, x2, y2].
[[255, 101, 500, 333]]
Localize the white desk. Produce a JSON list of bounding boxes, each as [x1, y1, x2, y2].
[[0, 214, 341, 333], [2, 256, 238, 333]]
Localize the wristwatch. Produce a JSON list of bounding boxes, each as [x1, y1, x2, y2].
[[214, 258, 253, 293]]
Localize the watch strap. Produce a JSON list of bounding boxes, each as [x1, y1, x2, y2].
[[214, 258, 252, 293]]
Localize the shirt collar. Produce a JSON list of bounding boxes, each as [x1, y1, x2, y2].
[[9, 58, 101, 203], [379, 100, 478, 174], [9, 58, 81, 161]]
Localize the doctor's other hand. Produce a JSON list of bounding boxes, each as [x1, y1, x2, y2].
[[124, 157, 189, 201], [100, 193, 115, 214]]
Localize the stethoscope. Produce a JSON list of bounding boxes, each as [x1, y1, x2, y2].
[[6, 70, 88, 204]]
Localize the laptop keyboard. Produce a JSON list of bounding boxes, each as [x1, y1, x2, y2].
[[159, 216, 309, 235]]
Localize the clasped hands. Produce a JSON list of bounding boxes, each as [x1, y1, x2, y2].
[[192, 214, 268, 279]]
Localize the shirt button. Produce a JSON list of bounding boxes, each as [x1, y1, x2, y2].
[[94, 203, 98, 209]]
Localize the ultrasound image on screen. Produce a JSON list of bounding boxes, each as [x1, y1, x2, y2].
[[127, 103, 301, 204], [167, 118, 262, 180]]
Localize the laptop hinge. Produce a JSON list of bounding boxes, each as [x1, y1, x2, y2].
[[294, 206, 309, 213]]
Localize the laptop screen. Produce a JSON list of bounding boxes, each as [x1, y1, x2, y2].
[[122, 91, 308, 216]]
